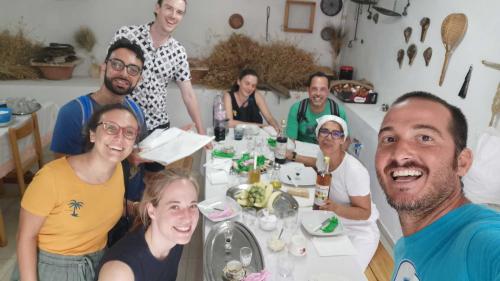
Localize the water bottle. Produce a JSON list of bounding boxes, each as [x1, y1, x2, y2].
[[213, 94, 226, 142]]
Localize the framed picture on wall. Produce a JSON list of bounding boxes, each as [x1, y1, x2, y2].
[[283, 0, 316, 33]]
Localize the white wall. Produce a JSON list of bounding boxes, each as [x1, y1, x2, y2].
[[339, 0, 500, 150], [0, 0, 343, 76]]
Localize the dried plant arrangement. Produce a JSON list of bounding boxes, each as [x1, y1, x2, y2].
[[74, 26, 96, 53], [0, 28, 41, 80], [326, 25, 346, 69], [200, 33, 324, 90]]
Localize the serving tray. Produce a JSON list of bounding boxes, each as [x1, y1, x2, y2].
[[204, 221, 265, 281]]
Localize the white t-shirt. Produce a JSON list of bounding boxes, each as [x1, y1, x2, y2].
[[316, 151, 379, 223]]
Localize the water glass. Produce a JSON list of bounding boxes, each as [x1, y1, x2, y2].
[[276, 251, 294, 279], [242, 207, 257, 227], [224, 227, 234, 252], [234, 126, 244, 140], [239, 247, 252, 267], [283, 209, 299, 236]]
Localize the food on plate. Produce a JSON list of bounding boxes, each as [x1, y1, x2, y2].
[[236, 182, 274, 208], [287, 187, 310, 198], [320, 216, 339, 233], [232, 153, 272, 174], [266, 191, 282, 210], [222, 260, 246, 281]]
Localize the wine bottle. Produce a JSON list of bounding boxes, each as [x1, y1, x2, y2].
[[275, 120, 287, 164], [313, 156, 332, 210]]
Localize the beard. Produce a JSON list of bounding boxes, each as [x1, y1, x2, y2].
[[104, 72, 135, 96], [377, 159, 459, 217]]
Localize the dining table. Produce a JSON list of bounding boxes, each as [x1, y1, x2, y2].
[[0, 102, 58, 179], [202, 127, 368, 281]]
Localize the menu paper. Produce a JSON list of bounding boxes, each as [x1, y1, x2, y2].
[[138, 127, 213, 165]]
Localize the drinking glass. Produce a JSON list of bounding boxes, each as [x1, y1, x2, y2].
[[283, 209, 299, 236], [276, 251, 294, 279], [224, 227, 234, 252], [239, 247, 252, 267], [242, 207, 257, 227]]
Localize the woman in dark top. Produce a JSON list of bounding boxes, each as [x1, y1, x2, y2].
[[98, 169, 200, 281], [224, 68, 280, 131]]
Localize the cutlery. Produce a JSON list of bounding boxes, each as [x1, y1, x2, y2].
[[287, 175, 299, 187], [313, 217, 332, 232]]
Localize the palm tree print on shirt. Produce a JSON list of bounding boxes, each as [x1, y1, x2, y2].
[[68, 200, 84, 217]]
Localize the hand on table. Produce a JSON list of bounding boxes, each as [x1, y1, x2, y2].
[[319, 199, 337, 212]]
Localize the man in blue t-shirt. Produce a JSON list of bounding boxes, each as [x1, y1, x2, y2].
[[51, 38, 149, 206], [375, 91, 500, 281]]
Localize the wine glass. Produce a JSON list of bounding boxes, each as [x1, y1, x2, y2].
[[223, 227, 234, 252]]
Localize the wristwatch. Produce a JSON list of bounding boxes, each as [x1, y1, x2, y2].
[[292, 151, 297, 161]]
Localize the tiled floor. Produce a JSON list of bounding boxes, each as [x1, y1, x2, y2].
[[0, 150, 205, 281]]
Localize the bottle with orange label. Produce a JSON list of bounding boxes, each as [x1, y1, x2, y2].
[[313, 156, 332, 210]]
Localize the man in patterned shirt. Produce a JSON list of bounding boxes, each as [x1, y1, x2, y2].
[[111, 0, 204, 139]]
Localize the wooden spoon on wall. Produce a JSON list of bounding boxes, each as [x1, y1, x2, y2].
[[439, 13, 468, 86]]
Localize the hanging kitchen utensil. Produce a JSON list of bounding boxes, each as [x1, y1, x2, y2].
[[321, 26, 335, 41], [367, 4, 373, 19], [420, 17, 430, 42], [458, 65, 473, 99], [229, 14, 244, 29], [404, 27, 412, 43], [490, 83, 500, 126], [439, 13, 468, 86], [266, 6, 270, 42], [407, 44, 417, 65], [423, 47, 432, 66], [350, 0, 378, 4], [373, 13, 379, 24], [348, 4, 363, 48], [321, 0, 343, 16], [402, 0, 410, 16], [373, 0, 401, 17], [397, 49, 404, 69], [482, 60, 500, 71]]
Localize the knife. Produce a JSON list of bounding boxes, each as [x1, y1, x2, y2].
[[312, 217, 332, 232]]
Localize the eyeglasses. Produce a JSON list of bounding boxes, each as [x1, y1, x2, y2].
[[97, 121, 138, 140], [106, 58, 142, 77], [318, 128, 344, 139]]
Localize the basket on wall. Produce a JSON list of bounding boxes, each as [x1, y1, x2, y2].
[[30, 60, 79, 80]]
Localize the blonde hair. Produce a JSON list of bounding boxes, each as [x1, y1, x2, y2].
[[135, 169, 199, 228]]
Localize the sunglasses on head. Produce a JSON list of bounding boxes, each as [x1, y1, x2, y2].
[[318, 128, 344, 139]]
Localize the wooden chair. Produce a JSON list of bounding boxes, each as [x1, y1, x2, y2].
[[8, 112, 43, 196], [365, 242, 394, 281], [165, 156, 194, 172], [0, 208, 6, 247]]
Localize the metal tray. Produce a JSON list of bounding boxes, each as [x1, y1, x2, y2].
[[204, 221, 265, 281], [226, 184, 299, 213]]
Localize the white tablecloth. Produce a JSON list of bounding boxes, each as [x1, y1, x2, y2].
[[203, 128, 367, 281], [0, 102, 58, 178]]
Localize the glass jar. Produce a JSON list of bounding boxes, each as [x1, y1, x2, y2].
[[270, 163, 282, 190]]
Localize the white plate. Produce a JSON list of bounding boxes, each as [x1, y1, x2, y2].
[[279, 162, 316, 186], [198, 196, 242, 222], [301, 210, 343, 236]]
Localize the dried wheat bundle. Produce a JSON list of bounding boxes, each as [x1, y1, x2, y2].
[[200, 33, 322, 90], [0, 29, 41, 80], [74, 26, 96, 53]]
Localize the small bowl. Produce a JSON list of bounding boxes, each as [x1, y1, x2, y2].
[[257, 209, 277, 231]]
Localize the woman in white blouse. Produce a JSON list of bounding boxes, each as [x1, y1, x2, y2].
[[314, 115, 380, 270]]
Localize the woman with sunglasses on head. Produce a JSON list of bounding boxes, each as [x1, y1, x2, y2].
[[97, 169, 200, 281], [311, 115, 380, 270], [13, 104, 139, 281]]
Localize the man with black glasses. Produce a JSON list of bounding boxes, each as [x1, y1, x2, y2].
[[51, 39, 147, 239]]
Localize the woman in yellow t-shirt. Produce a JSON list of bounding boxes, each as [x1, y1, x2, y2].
[[14, 104, 140, 281]]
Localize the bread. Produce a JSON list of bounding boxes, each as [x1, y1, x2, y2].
[[287, 187, 309, 198]]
